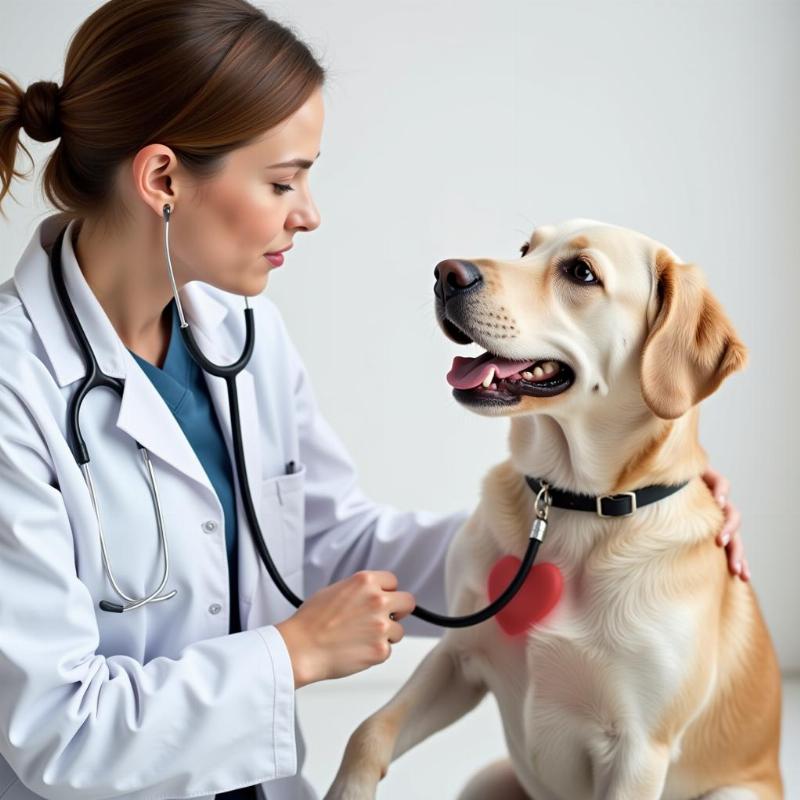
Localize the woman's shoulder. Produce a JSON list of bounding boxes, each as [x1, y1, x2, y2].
[[0, 277, 63, 411], [0, 275, 45, 360], [0, 275, 24, 317]]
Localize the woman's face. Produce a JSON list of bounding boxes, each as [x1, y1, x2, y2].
[[150, 85, 324, 297]]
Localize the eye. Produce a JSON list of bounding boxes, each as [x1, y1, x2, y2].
[[272, 183, 294, 195], [519, 243, 530, 257], [562, 256, 600, 285]]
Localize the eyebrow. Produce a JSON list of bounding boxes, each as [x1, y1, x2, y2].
[[266, 151, 321, 169], [550, 236, 605, 283]]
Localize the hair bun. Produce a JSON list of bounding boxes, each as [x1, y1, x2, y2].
[[20, 80, 61, 143]]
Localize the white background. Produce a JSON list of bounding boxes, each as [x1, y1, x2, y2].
[[2, 2, 798, 794], [3, 0, 795, 667]]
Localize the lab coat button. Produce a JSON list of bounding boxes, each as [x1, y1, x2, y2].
[[208, 603, 222, 615], [202, 520, 218, 533]]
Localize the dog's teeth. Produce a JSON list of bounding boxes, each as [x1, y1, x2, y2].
[[482, 368, 495, 388], [533, 366, 544, 378], [521, 371, 533, 380]]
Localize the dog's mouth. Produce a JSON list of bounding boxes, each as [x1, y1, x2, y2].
[[447, 350, 575, 406]]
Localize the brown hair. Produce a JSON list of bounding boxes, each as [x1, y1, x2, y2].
[[0, 0, 327, 225]]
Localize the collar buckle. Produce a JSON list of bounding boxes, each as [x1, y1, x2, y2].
[[596, 491, 637, 518]]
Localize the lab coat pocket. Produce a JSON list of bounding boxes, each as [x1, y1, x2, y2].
[[260, 462, 306, 577]]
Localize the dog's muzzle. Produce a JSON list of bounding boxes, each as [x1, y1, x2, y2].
[[433, 258, 575, 406]]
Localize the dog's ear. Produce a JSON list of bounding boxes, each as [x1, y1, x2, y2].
[[640, 248, 748, 420]]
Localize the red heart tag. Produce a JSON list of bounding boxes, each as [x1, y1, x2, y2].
[[487, 555, 563, 636]]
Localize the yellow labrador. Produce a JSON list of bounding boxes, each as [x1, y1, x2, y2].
[[323, 219, 783, 800]]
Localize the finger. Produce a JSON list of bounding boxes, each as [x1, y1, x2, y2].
[[701, 467, 731, 508], [387, 592, 416, 621], [726, 532, 745, 575], [721, 505, 742, 543], [715, 502, 736, 546], [701, 465, 721, 488], [388, 620, 404, 645], [370, 571, 398, 591], [714, 477, 731, 507]]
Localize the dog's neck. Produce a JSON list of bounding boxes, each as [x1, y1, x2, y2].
[[507, 402, 706, 497]]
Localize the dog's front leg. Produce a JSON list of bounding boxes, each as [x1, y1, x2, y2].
[[323, 637, 487, 800], [591, 739, 670, 800]]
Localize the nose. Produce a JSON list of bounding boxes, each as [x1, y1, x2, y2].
[[434, 259, 483, 302], [287, 187, 321, 233]]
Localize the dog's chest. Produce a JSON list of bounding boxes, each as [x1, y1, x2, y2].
[[454, 521, 698, 798]]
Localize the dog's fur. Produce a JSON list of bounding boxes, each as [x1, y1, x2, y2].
[[323, 220, 782, 800]]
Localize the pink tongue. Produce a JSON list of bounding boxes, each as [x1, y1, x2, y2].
[[447, 352, 536, 389]]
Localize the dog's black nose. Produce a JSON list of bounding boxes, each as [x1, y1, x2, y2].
[[434, 259, 483, 302]]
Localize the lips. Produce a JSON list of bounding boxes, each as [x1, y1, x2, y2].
[[264, 244, 292, 268], [264, 244, 293, 256]]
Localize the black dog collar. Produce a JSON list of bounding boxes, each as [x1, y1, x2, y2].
[[525, 476, 691, 517]]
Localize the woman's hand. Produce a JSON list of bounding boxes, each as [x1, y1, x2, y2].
[[701, 466, 749, 581], [275, 570, 416, 688]]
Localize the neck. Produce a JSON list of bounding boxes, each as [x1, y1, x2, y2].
[[73, 217, 176, 363], [508, 402, 707, 496]]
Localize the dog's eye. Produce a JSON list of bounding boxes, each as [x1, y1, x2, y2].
[[562, 257, 599, 285], [519, 243, 530, 257]]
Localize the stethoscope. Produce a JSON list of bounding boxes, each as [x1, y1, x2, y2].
[[50, 203, 550, 626]]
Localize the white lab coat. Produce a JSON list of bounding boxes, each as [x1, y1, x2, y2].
[[0, 213, 468, 800]]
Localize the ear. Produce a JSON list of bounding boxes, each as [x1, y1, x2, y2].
[[640, 249, 748, 420]]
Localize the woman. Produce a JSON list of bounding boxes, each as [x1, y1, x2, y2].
[[0, 2, 749, 799]]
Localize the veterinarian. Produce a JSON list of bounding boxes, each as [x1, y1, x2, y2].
[[0, 2, 749, 799]]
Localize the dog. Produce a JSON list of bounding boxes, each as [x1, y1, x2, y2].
[[323, 219, 783, 799]]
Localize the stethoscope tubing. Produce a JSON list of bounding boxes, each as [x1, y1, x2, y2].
[[50, 207, 547, 627], [50, 223, 177, 612]]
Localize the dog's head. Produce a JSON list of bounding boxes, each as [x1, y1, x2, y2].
[[434, 219, 747, 421]]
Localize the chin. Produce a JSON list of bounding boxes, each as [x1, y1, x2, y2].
[[233, 274, 270, 297]]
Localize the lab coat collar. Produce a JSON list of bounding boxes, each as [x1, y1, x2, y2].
[[12, 212, 251, 497], [13, 212, 232, 388]]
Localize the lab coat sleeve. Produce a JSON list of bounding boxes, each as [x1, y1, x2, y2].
[[281, 327, 472, 638], [0, 384, 296, 800]]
